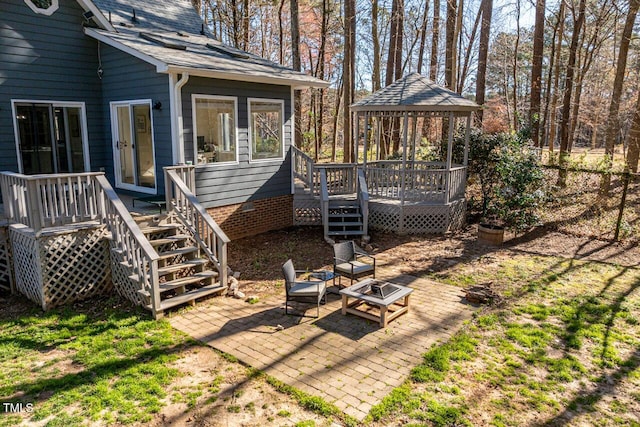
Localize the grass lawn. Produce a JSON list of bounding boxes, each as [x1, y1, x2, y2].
[[0, 235, 638, 426], [369, 253, 640, 426]]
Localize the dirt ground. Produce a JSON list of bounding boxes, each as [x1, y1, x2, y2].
[[227, 223, 640, 297]]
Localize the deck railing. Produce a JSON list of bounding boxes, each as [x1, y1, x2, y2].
[[316, 164, 358, 195], [0, 172, 104, 231], [165, 166, 229, 288]]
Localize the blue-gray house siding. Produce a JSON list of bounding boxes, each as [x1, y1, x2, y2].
[[183, 77, 293, 208], [0, 0, 106, 172], [98, 44, 172, 192]]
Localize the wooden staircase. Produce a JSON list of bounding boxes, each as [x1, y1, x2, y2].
[[327, 197, 365, 238], [132, 217, 227, 314]]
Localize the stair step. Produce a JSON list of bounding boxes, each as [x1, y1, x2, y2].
[[328, 212, 362, 218], [328, 203, 359, 208], [149, 234, 191, 246], [329, 221, 363, 227], [159, 270, 219, 293], [328, 230, 364, 236], [128, 259, 208, 282], [158, 259, 208, 276], [149, 283, 229, 311], [157, 246, 199, 260], [140, 224, 181, 235]]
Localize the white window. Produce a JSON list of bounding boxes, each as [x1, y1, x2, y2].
[[192, 95, 238, 165], [24, 0, 59, 15], [248, 98, 284, 162], [12, 101, 89, 174]]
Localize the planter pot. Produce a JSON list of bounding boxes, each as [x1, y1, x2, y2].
[[478, 223, 505, 246]]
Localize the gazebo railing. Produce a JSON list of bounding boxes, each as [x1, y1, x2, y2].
[[364, 162, 466, 203]]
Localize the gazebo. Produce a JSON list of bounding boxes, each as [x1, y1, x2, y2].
[[351, 73, 480, 234]]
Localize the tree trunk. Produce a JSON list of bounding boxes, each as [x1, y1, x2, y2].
[[343, 0, 356, 162], [278, 0, 285, 64], [424, 0, 440, 140], [242, 0, 249, 50], [627, 89, 640, 172], [332, 76, 343, 162], [547, 1, 565, 153], [417, 0, 430, 74], [372, 0, 381, 91], [601, 0, 639, 192], [430, 0, 440, 82], [475, 0, 492, 124], [444, 0, 457, 91], [512, 0, 520, 131], [529, 0, 546, 146], [291, 0, 302, 147], [558, 0, 586, 186], [458, 5, 482, 93]]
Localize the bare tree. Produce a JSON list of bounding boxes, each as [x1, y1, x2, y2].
[[417, 0, 430, 74], [628, 89, 640, 172], [430, 0, 440, 82], [372, 0, 381, 91], [546, 1, 565, 152], [343, 0, 356, 162], [529, 0, 546, 146], [601, 0, 639, 192], [475, 0, 492, 124], [558, 0, 586, 185]]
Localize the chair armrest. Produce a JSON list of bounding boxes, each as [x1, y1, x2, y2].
[[333, 256, 350, 264], [354, 252, 375, 263]]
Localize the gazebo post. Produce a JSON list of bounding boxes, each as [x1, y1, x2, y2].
[[401, 112, 409, 208], [445, 112, 455, 205], [363, 112, 369, 169], [463, 115, 471, 166], [354, 111, 360, 164]]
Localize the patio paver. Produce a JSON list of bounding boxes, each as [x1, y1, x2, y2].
[[169, 271, 476, 421]]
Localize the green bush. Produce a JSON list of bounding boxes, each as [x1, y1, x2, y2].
[[464, 130, 544, 231]]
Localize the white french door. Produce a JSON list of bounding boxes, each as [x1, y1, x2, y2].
[[110, 101, 156, 193]]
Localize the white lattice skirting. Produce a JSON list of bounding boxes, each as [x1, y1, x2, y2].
[[293, 197, 322, 225], [10, 223, 112, 310], [369, 199, 466, 234], [0, 225, 13, 293]]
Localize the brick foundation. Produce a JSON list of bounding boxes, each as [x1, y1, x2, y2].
[[206, 195, 293, 240]]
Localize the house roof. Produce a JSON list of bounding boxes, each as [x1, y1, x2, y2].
[[82, 0, 328, 89], [351, 73, 479, 113]]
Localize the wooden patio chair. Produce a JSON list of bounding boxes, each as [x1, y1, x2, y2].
[[332, 241, 376, 288], [282, 259, 327, 318]]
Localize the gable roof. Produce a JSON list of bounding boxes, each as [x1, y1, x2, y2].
[[81, 0, 328, 89], [351, 73, 479, 112]]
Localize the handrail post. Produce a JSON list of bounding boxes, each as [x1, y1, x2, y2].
[[26, 179, 42, 231], [320, 169, 329, 241], [149, 261, 161, 318], [217, 237, 228, 287]]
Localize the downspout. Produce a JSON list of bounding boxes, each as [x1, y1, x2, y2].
[[169, 72, 190, 164]]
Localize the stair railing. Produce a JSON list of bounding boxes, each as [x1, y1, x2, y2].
[[292, 145, 316, 192], [320, 168, 330, 242], [94, 175, 161, 316], [357, 168, 370, 239], [164, 167, 229, 288]]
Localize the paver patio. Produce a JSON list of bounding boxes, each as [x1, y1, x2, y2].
[[169, 271, 476, 420]]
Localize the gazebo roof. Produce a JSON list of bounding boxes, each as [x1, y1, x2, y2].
[[351, 73, 480, 113]]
